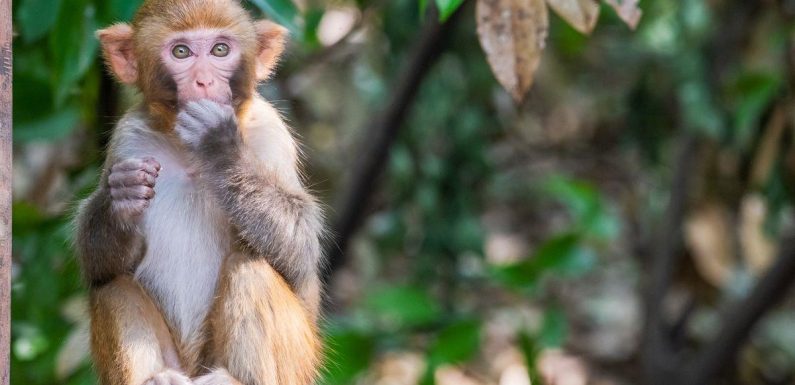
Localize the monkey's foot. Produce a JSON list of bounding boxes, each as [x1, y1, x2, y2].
[[144, 369, 194, 385], [193, 368, 242, 385]]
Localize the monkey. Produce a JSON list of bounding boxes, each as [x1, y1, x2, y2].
[[73, 1, 325, 384]]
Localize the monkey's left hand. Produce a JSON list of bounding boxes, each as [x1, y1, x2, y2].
[[175, 100, 241, 155]]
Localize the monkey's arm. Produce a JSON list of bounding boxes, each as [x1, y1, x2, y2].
[[176, 101, 324, 305], [75, 157, 160, 286]]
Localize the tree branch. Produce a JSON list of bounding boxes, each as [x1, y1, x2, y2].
[[682, 232, 795, 385], [323, 4, 467, 278], [641, 134, 699, 385]]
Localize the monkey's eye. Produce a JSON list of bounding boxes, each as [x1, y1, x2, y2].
[[172, 45, 192, 59], [211, 43, 230, 57]]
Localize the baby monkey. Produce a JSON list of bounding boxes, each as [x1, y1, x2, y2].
[[74, 1, 324, 384]]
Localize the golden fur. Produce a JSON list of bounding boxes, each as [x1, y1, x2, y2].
[[80, 1, 323, 384]]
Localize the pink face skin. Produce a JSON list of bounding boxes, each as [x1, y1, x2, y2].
[[161, 29, 242, 106]]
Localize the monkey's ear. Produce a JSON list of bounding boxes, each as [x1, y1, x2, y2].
[[96, 24, 138, 84], [254, 20, 288, 80]]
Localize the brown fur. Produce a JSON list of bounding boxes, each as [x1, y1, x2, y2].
[[91, 277, 182, 385], [75, 187, 147, 287], [80, 1, 323, 384], [201, 252, 321, 384]]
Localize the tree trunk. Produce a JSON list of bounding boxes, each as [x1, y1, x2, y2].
[[0, 0, 11, 383]]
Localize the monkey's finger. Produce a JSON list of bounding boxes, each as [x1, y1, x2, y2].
[[141, 157, 162, 172], [185, 99, 233, 125], [109, 170, 156, 188], [112, 158, 161, 176], [176, 113, 203, 131], [185, 99, 221, 119], [111, 185, 155, 200]]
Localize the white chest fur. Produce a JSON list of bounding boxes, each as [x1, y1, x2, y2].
[[117, 122, 230, 343], [137, 160, 229, 343]]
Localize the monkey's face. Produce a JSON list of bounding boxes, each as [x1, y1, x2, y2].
[[96, 0, 288, 130], [160, 29, 243, 106]]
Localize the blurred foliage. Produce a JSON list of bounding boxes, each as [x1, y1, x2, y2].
[[10, 0, 795, 384]]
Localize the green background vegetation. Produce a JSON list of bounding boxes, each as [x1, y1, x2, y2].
[[10, 0, 795, 384]]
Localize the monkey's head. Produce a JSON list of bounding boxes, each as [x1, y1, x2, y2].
[[97, 0, 286, 129]]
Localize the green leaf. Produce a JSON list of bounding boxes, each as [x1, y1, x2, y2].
[[50, 2, 100, 106], [435, 0, 465, 21], [320, 329, 375, 385], [732, 72, 781, 150], [11, 203, 46, 235], [248, 0, 302, 35], [12, 324, 50, 361], [517, 332, 543, 384], [491, 233, 596, 289], [365, 286, 442, 328], [302, 8, 324, 49], [108, 0, 143, 21], [543, 176, 599, 221], [538, 308, 567, 348], [542, 176, 620, 240], [427, 319, 481, 366], [14, 107, 81, 143], [16, 0, 62, 42], [13, 75, 53, 123], [534, 234, 595, 275]]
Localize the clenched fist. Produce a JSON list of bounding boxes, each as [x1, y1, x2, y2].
[[108, 157, 161, 219]]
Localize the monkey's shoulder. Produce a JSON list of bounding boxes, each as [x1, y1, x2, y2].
[[241, 97, 292, 137], [240, 98, 302, 184]]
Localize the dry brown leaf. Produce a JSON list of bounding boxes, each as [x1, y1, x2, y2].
[[546, 0, 600, 34], [499, 364, 532, 385], [604, 0, 642, 29], [435, 365, 486, 385], [366, 351, 426, 385], [477, 0, 549, 102], [685, 203, 735, 288], [537, 349, 588, 385], [739, 194, 777, 275]]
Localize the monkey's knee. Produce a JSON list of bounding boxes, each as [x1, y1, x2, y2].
[[205, 256, 321, 385], [91, 276, 182, 385]]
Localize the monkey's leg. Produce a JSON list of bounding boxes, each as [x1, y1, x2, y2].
[[197, 252, 322, 385], [91, 276, 190, 385]]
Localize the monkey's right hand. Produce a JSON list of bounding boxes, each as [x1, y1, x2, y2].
[[108, 157, 161, 219]]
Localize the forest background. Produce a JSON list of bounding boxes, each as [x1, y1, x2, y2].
[[10, 0, 795, 384]]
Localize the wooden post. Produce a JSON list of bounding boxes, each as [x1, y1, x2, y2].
[[0, 0, 10, 384]]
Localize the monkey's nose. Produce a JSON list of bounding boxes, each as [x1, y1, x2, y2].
[[196, 78, 215, 89]]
